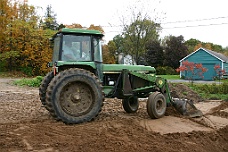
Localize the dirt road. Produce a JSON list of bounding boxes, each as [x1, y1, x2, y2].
[[0, 78, 227, 152]]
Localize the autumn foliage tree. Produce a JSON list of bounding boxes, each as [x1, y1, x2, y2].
[[102, 43, 116, 64], [65, 23, 82, 29], [88, 24, 104, 33], [176, 60, 207, 83], [214, 64, 226, 80], [0, 0, 55, 75], [0, 0, 108, 76]]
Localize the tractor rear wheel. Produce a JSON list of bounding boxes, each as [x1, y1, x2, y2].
[[122, 96, 139, 113], [39, 71, 54, 110], [147, 92, 166, 119], [46, 68, 103, 124]]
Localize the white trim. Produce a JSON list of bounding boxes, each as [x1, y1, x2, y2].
[[179, 62, 182, 78], [179, 47, 224, 62]]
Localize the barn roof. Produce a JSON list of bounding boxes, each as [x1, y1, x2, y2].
[[180, 47, 228, 63]]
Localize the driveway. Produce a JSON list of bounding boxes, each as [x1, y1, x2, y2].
[[168, 79, 222, 84]]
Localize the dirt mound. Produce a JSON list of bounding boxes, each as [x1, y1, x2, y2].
[[0, 78, 228, 152], [169, 83, 203, 102], [205, 101, 228, 118]]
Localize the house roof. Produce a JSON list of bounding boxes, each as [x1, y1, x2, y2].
[[180, 47, 228, 63]]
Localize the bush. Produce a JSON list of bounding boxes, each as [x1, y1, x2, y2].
[[20, 66, 33, 76], [190, 83, 228, 101], [156, 66, 177, 75], [220, 82, 228, 93], [201, 82, 228, 94], [0, 61, 7, 72]]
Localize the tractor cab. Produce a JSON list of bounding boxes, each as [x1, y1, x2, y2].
[[51, 28, 103, 63]]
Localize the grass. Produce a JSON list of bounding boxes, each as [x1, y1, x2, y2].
[[197, 93, 228, 101], [215, 78, 228, 83], [157, 75, 180, 80], [13, 76, 43, 87], [182, 91, 188, 96]]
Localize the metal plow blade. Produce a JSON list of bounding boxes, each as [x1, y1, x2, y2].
[[172, 98, 203, 118]]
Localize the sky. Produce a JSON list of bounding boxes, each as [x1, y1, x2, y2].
[[27, 0, 228, 48]]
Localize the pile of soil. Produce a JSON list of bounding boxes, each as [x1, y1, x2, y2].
[[0, 78, 227, 152], [169, 83, 203, 102]]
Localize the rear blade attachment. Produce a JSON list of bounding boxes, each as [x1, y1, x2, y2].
[[172, 98, 203, 118]]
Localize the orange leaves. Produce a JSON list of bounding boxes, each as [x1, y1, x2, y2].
[[88, 24, 104, 33], [214, 64, 221, 70], [102, 44, 116, 64], [176, 60, 208, 80], [0, 0, 55, 75], [65, 23, 83, 29], [214, 64, 226, 76], [195, 63, 202, 69], [177, 61, 207, 72], [176, 60, 194, 72], [176, 66, 187, 72], [64, 24, 104, 34], [194, 43, 202, 51], [195, 63, 207, 73]]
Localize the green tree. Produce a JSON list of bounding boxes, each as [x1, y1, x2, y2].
[[121, 14, 161, 64], [212, 44, 223, 52], [224, 47, 228, 56], [145, 40, 164, 67], [185, 38, 224, 53], [163, 35, 188, 69], [58, 23, 66, 29], [184, 38, 201, 53], [112, 35, 124, 55], [42, 5, 58, 30]]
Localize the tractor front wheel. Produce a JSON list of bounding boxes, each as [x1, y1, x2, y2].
[[147, 92, 166, 119], [122, 96, 139, 113], [46, 68, 103, 124]]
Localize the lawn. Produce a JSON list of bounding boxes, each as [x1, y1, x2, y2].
[[157, 75, 180, 80]]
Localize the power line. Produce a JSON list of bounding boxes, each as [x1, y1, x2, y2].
[[104, 22, 228, 33], [101, 16, 228, 28], [163, 22, 228, 29], [101, 16, 228, 34], [105, 31, 122, 33], [161, 16, 228, 24]]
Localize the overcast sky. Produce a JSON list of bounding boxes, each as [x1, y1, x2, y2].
[[28, 0, 228, 48]]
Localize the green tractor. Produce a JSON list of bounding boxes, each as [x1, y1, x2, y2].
[[39, 28, 202, 124]]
